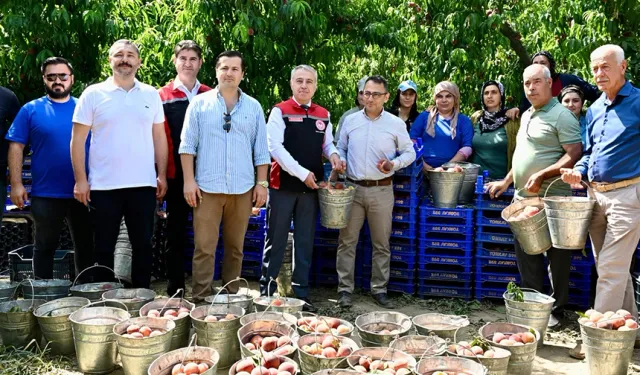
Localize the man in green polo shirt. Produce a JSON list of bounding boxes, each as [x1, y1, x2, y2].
[[487, 64, 583, 328]]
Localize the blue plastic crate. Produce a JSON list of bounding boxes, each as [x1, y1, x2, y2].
[[474, 286, 505, 300], [243, 250, 263, 262], [388, 280, 417, 294], [476, 245, 517, 260], [475, 210, 508, 228], [570, 250, 594, 263], [394, 192, 421, 208], [419, 238, 474, 252], [315, 237, 340, 247], [363, 249, 416, 269], [570, 261, 593, 275], [389, 238, 417, 253], [314, 273, 339, 286], [389, 268, 416, 279], [392, 207, 418, 223], [244, 238, 265, 249], [474, 176, 515, 196], [419, 204, 474, 223], [390, 222, 416, 239], [474, 196, 510, 211], [418, 254, 473, 267], [475, 226, 515, 245], [420, 223, 473, 236], [476, 256, 518, 271], [419, 230, 473, 243], [315, 228, 340, 238], [393, 173, 423, 192], [419, 261, 473, 274], [396, 161, 422, 177], [419, 246, 472, 258], [418, 283, 473, 300], [476, 272, 519, 285], [566, 295, 592, 310], [418, 269, 473, 282], [249, 208, 267, 224], [245, 229, 266, 240]]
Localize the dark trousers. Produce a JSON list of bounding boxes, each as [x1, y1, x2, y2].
[[0, 177, 5, 223], [30, 197, 94, 281], [260, 188, 318, 298], [514, 239, 571, 315], [165, 178, 191, 295], [91, 187, 156, 288]]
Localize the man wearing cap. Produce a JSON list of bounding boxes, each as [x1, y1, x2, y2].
[[390, 80, 419, 132], [335, 76, 368, 142], [336, 75, 416, 308], [562, 44, 640, 354], [260, 65, 344, 312]]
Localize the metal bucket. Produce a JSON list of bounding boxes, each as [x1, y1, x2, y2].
[[240, 311, 297, 327], [355, 312, 412, 347], [580, 322, 637, 375], [70, 264, 125, 301], [148, 346, 219, 375], [69, 302, 131, 374], [102, 288, 156, 317], [446, 347, 511, 375], [442, 162, 480, 204], [21, 279, 72, 302], [0, 280, 20, 303], [427, 170, 464, 208], [115, 218, 133, 283], [503, 289, 555, 347], [277, 233, 295, 297], [33, 296, 90, 355], [389, 335, 447, 360], [0, 299, 46, 347], [478, 322, 540, 375], [254, 296, 306, 314], [347, 347, 417, 371], [318, 182, 357, 229], [296, 333, 359, 375], [192, 304, 245, 369], [140, 298, 194, 351], [114, 316, 176, 375], [412, 313, 469, 341], [417, 356, 487, 375], [312, 370, 365, 375], [229, 354, 299, 375], [543, 179, 595, 250], [502, 197, 552, 255], [296, 313, 355, 337], [205, 278, 253, 312], [238, 320, 298, 359]]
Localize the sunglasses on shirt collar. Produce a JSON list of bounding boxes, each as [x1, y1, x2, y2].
[[223, 113, 231, 133]]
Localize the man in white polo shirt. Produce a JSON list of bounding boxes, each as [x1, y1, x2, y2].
[[70, 39, 168, 287]]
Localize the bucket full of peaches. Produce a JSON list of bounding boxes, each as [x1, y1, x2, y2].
[[296, 333, 360, 374], [446, 336, 511, 375], [296, 313, 354, 337], [238, 319, 299, 359]]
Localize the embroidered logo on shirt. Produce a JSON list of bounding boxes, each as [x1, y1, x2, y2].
[[288, 117, 303, 122], [316, 120, 326, 131]]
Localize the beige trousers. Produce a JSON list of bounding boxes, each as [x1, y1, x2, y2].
[[192, 190, 252, 300], [336, 185, 394, 294], [589, 182, 640, 320]]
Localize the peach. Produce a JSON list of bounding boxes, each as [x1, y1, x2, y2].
[[589, 311, 604, 323], [326, 318, 341, 329], [130, 332, 144, 338], [198, 363, 210, 373], [336, 325, 351, 335], [521, 332, 536, 344], [610, 314, 626, 329], [499, 339, 514, 346], [275, 345, 294, 356], [471, 346, 484, 355], [225, 313, 236, 320], [379, 329, 390, 335], [625, 319, 638, 329], [171, 363, 183, 375], [392, 358, 409, 370], [308, 319, 320, 329], [618, 326, 632, 331], [353, 366, 367, 373], [458, 341, 469, 348], [510, 334, 522, 343], [246, 343, 256, 350], [204, 315, 218, 322], [316, 323, 330, 333], [321, 336, 336, 349], [177, 311, 190, 319], [359, 357, 371, 370], [262, 353, 281, 369], [251, 366, 269, 375], [126, 324, 140, 334], [271, 299, 283, 306], [148, 309, 160, 317], [382, 369, 395, 375], [578, 317, 589, 325], [396, 369, 412, 375], [448, 344, 458, 352], [261, 337, 278, 352], [603, 311, 615, 319], [597, 320, 611, 329], [237, 372, 252, 375], [277, 372, 292, 375], [277, 335, 291, 347], [336, 345, 352, 357], [616, 309, 632, 320], [583, 321, 595, 327], [278, 362, 295, 374], [178, 307, 190, 314], [484, 350, 495, 358], [236, 359, 256, 373], [250, 335, 264, 347], [370, 360, 384, 371], [584, 309, 596, 318], [322, 347, 337, 358], [164, 309, 178, 317], [139, 326, 152, 337], [512, 342, 524, 346], [150, 330, 164, 337], [268, 368, 278, 375], [183, 363, 200, 375]]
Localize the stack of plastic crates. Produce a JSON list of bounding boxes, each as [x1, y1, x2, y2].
[[474, 176, 520, 301], [544, 247, 595, 310], [241, 208, 267, 279], [5, 156, 31, 213], [416, 201, 474, 300], [312, 216, 341, 287]]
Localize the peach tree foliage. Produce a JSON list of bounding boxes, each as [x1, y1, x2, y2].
[[0, 0, 638, 115]]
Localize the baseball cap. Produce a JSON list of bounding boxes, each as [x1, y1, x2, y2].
[[357, 76, 369, 92], [398, 80, 418, 93]]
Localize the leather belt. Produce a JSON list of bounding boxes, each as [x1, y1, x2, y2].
[[347, 177, 393, 187], [590, 176, 640, 193]]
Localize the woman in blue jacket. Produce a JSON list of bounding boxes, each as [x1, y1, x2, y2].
[[409, 81, 474, 171]]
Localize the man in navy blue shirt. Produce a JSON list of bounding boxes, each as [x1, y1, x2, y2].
[[562, 44, 640, 353], [6, 57, 93, 280]]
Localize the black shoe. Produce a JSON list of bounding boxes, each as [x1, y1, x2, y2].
[[301, 298, 317, 312], [372, 293, 392, 308], [338, 292, 352, 308]]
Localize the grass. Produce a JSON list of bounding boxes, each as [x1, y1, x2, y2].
[[0, 340, 77, 375]]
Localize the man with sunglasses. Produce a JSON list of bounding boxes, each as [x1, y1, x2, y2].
[[180, 50, 269, 302], [71, 40, 168, 287], [487, 64, 582, 327], [6, 57, 94, 280], [335, 75, 416, 308], [158, 40, 212, 297], [260, 65, 343, 311]]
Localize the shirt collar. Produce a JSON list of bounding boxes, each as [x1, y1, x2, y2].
[[292, 97, 312, 108], [362, 108, 384, 121], [104, 77, 140, 92], [533, 97, 559, 113], [173, 77, 201, 93], [213, 87, 244, 110]]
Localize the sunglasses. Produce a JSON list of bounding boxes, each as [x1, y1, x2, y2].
[[223, 113, 231, 133], [44, 73, 71, 82]]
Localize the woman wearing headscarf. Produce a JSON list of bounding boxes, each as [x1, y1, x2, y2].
[[409, 81, 474, 171], [506, 50, 600, 119], [389, 80, 420, 132], [470, 80, 520, 179], [334, 76, 368, 142], [559, 85, 587, 148]]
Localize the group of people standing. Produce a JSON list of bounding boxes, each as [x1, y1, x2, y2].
[[0, 38, 638, 353]]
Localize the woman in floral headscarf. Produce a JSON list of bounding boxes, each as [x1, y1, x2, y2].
[[470, 80, 520, 179], [409, 81, 474, 171]]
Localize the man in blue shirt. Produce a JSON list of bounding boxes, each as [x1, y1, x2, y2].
[[6, 57, 93, 280], [562, 44, 640, 353]]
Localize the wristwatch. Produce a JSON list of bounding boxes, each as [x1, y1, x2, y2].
[[256, 180, 269, 188]]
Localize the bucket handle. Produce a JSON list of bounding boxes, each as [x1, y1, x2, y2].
[[259, 278, 286, 319], [419, 335, 447, 363], [159, 288, 186, 313], [72, 263, 122, 287], [544, 177, 593, 199], [20, 278, 36, 310], [80, 299, 129, 312], [506, 287, 555, 300], [179, 333, 199, 367], [448, 342, 489, 375], [208, 286, 230, 315]]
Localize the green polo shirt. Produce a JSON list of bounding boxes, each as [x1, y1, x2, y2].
[[512, 98, 581, 198]]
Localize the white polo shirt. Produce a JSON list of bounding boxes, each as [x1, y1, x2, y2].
[[72, 78, 164, 190]]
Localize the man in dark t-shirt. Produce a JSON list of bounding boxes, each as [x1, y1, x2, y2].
[[0, 86, 21, 222]]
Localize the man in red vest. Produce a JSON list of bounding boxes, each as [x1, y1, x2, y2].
[[261, 65, 344, 311]]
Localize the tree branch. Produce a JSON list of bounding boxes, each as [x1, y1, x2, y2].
[[500, 21, 530, 70]]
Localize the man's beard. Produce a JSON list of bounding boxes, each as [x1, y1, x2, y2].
[[45, 84, 71, 99]]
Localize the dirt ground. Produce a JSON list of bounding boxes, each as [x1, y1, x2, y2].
[[4, 278, 639, 375]]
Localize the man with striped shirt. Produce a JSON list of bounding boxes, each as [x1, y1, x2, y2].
[[180, 50, 270, 301], [158, 40, 211, 297]]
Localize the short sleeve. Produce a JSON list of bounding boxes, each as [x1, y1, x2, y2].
[[72, 88, 94, 126], [152, 92, 165, 124], [459, 116, 474, 148], [410, 111, 428, 139], [5, 105, 31, 144], [556, 110, 582, 145]]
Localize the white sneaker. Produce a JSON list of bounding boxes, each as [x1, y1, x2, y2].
[[548, 315, 560, 327]]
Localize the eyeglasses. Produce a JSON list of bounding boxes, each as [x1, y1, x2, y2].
[[223, 113, 231, 133], [44, 73, 71, 82], [363, 91, 386, 99]]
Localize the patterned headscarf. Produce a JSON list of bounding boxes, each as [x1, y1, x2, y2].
[[479, 80, 509, 134], [427, 81, 460, 139]]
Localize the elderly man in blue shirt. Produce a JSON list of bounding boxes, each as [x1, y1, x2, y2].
[[562, 44, 640, 355]]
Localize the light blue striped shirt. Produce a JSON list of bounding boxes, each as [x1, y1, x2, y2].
[[179, 88, 270, 194]]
